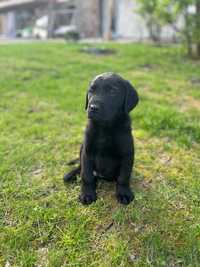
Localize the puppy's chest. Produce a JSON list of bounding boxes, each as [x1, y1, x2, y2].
[[94, 130, 115, 153]]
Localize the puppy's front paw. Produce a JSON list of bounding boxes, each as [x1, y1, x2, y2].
[[116, 185, 134, 205], [79, 182, 97, 205], [79, 192, 97, 205]]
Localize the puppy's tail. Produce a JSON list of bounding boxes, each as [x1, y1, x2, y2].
[[63, 166, 81, 182]]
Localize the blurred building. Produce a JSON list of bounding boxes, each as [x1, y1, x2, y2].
[[0, 0, 178, 41], [0, 0, 46, 37], [76, 0, 178, 41], [0, 0, 76, 38]]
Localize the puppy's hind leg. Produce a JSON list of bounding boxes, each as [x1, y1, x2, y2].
[[67, 158, 79, 166], [63, 166, 81, 182]]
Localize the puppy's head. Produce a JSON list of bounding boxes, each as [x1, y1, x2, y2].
[[85, 73, 139, 122]]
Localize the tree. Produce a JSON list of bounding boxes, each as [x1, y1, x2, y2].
[[104, 0, 115, 40], [158, 0, 200, 58], [194, 0, 200, 56], [137, 0, 162, 43], [136, 0, 200, 58]]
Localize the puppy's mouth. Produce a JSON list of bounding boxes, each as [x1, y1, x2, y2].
[[88, 112, 114, 125], [88, 111, 100, 120]]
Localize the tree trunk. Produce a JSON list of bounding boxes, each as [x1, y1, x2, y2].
[[147, 18, 161, 44], [104, 0, 114, 40], [196, 0, 200, 57], [47, 0, 55, 38], [184, 11, 192, 57]]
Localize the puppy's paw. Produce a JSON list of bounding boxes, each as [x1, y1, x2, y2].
[[79, 192, 97, 205], [116, 185, 134, 205], [63, 173, 76, 182]]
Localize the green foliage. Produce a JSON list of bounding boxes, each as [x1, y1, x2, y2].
[[0, 42, 200, 266], [136, 0, 200, 57], [137, 0, 163, 42]]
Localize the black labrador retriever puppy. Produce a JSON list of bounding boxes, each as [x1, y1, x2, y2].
[[64, 73, 139, 205]]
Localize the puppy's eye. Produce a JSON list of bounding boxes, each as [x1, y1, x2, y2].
[[89, 85, 96, 93]]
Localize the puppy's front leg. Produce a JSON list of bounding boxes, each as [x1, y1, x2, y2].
[[79, 152, 97, 205], [116, 154, 134, 205]]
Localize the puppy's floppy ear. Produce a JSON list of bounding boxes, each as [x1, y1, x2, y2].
[[85, 92, 88, 110], [124, 80, 139, 113]]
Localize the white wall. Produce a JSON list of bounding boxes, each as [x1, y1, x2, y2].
[[116, 0, 149, 40]]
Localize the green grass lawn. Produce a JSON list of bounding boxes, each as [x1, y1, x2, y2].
[[0, 42, 200, 267]]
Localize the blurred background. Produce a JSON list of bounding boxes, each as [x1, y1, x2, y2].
[[0, 0, 199, 58], [0, 0, 200, 58], [0, 0, 182, 41]]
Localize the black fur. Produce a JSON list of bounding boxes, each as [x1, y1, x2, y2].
[[63, 73, 139, 205]]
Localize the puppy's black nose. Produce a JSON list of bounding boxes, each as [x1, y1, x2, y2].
[[90, 104, 99, 113]]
